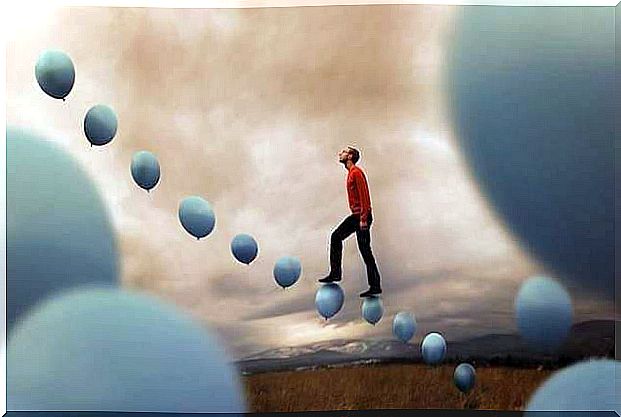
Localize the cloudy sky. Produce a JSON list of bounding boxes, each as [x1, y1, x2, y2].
[[6, 4, 615, 359]]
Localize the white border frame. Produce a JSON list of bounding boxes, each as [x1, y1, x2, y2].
[[4, 0, 621, 9], [2, 0, 618, 415]]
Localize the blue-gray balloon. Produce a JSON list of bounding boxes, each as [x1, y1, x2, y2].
[[84, 104, 118, 146], [315, 283, 344, 320], [448, 7, 614, 298], [178, 196, 216, 240], [6, 127, 118, 333], [525, 359, 620, 417], [454, 363, 476, 393], [421, 332, 447, 365], [392, 311, 417, 343], [273, 256, 301, 288], [7, 287, 246, 413], [130, 151, 160, 191], [361, 296, 383, 325], [231, 234, 258, 265], [515, 276, 573, 353], [35, 50, 75, 100]]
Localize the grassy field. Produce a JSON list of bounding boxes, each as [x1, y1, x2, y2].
[[243, 363, 553, 412]]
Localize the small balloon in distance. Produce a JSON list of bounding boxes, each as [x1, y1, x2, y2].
[[421, 332, 447, 365], [231, 234, 259, 265], [84, 104, 118, 147], [130, 151, 161, 192], [392, 311, 417, 343], [454, 363, 476, 393], [35, 49, 75, 100], [178, 196, 216, 240], [273, 256, 301, 288]]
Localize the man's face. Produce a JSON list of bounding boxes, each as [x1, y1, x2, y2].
[[338, 148, 351, 163]]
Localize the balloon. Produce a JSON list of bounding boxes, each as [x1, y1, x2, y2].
[[34, 49, 75, 100], [84, 104, 118, 146], [231, 234, 258, 265], [421, 332, 447, 365], [361, 296, 383, 325], [448, 7, 614, 298], [130, 151, 160, 192], [515, 276, 573, 353], [392, 311, 417, 343], [273, 256, 301, 288], [6, 127, 118, 333], [178, 196, 216, 240], [315, 283, 344, 320], [7, 287, 246, 413], [454, 363, 476, 393], [525, 359, 620, 417]]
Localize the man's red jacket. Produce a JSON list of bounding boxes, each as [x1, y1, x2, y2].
[[346, 165, 372, 226]]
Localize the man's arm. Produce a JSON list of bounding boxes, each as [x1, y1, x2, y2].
[[354, 170, 372, 228]]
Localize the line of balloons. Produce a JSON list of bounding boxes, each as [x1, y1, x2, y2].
[[36, 48, 303, 291], [179, 198, 303, 290], [393, 310, 475, 394], [314, 284, 473, 393], [36, 50, 120, 147], [38, 50, 161, 191]]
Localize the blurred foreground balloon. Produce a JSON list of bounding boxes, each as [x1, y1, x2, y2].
[[179, 196, 216, 240], [130, 151, 160, 192], [392, 311, 417, 343], [448, 7, 614, 298], [7, 287, 246, 413], [421, 332, 446, 365], [515, 276, 573, 353], [315, 283, 344, 320], [231, 234, 258, 265], [454, 363, 476, 393], [273, 256, 301, 288], [6, 127, 118, 333], [525, 359, 620, 417], [361, 296, 383, 325], [35, 50, 75, 100], [84, 104, 118, 146]]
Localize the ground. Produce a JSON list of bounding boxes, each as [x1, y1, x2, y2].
[[243, 363, 552, 412]]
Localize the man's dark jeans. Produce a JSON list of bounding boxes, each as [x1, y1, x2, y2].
[[329, 212, 381, 290]]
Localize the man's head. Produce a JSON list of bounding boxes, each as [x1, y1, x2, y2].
[[338, 146, 360, 165]]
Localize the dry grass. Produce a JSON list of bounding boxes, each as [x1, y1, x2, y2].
[[243, 363, 552, 412]]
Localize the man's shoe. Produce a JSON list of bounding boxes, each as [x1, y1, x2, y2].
[[318, 275, 342, 283], [360, 287, 382, 298]]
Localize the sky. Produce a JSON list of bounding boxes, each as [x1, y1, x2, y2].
[[5, 4, 616, 359]]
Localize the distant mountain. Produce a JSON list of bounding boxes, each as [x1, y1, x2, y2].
[[236, 320, 616, 375]]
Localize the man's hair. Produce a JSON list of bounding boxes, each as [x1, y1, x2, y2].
[[348, 146, 360, 164]]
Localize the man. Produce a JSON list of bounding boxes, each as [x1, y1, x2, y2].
[[319, 146, 382, 298]]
